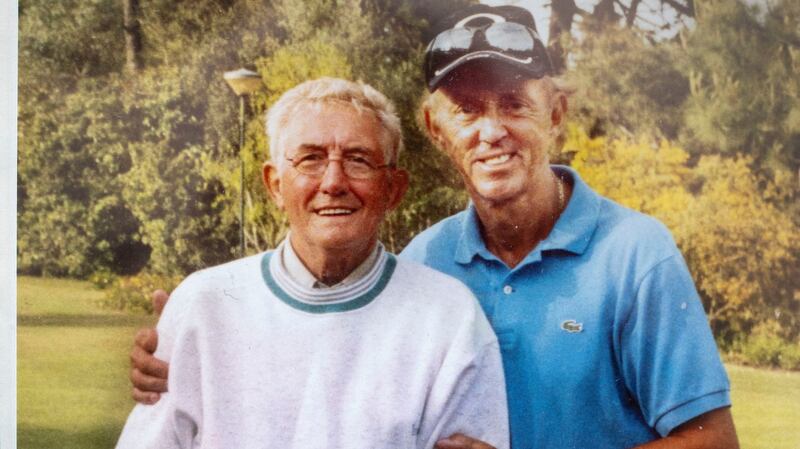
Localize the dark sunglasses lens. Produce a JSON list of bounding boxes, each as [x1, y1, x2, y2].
[[485, 22, 535, 52], [433, 27, 474, 52]]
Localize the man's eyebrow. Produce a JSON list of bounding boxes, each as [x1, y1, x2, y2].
[[499, 92, 529, 104], [450, 90, 483, 102], [342, 146, 373, 154], [294, 144, 374, 154], [295, 143, 326, 152]]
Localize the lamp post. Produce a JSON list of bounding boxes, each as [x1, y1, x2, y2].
[[223, 68, 262, 257]]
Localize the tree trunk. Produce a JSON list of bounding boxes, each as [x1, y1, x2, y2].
[[592, 0, 619, 25], [626, 0, 643, 27], [123, 0, 142, 73], [547, 0, 578, 74]]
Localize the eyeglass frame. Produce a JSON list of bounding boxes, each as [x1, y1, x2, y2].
[[284, 152, 395, 180]]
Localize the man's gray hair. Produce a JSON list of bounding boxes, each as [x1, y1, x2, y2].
[[266, 77, 403, 171]]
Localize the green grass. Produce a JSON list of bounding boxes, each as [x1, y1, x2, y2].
[[729, 364, 800, 449], [17, 276, 800, 448], [17, 276, 156, 449]]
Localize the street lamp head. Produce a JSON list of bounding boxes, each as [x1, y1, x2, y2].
[[224, 68, 262, 96]]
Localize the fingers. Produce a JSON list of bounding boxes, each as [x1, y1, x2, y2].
[[152, 289, 170, 316], [434, 434, 496, 449], [130, 290, 169, 406], [131, 386, 161, 405], [130, 365, 168, 393], [134, 327, 159, 354], [130, 338, 169, 379]]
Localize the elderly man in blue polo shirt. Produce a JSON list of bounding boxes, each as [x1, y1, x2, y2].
[[129, 5, 739, 449]]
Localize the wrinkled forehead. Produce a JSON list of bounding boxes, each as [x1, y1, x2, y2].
[[281, 101, 384, 151], [436, 71, 552, 107], [290, 99, 381, 124]]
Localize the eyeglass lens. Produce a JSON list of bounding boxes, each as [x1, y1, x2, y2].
[[434, 22, 535, 53], [485, 22, 535, 52], [291, 155, 381, 179]]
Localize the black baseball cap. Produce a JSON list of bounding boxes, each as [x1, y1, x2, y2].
[[423, 4, 554, 92]]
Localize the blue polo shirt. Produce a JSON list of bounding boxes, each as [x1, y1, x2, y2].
[[400, 166, 730, 449]]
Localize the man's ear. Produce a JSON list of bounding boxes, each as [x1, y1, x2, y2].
[[386, 168, 410, 211], [551, 93, 568, 128], [423, 103, 444, 147], [262, 162, 285, 209]]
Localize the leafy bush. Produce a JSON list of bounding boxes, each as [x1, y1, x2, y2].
[[88, 269, 117, 290], [735, 323, 800, 370], [739, 333, 785, 368], [779, 343, 800, 371], [100, 273, 182, 314], [567, 126, 800, 344]]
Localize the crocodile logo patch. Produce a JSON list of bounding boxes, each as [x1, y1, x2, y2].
[[561, 319, 583, 333]]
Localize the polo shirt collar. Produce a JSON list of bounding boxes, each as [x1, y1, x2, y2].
[[455, 204, 494, 264], [540, 165, 600, 255], [454, 165, 600, 266]]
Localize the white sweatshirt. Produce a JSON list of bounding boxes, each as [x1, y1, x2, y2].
[[115, 248, 509, 449]]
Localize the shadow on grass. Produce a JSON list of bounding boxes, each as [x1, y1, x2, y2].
[[18, 313, 154, 328], [18, 424, 123, 449]]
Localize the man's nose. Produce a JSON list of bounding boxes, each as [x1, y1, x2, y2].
[[477, 113, 508, 145], [319, 158, 349, 195]]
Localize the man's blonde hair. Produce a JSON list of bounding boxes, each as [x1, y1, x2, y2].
[[266, 77, 403, 170]]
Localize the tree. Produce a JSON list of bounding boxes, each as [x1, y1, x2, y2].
[[567, 27, 688, 140], [123, 0, 142, 73], [548, 0, 695, 72], [17, 77, 148, 276], [676, 155, 799, 340], [19, 0, 475, 276], [682, 0, 800, 174]]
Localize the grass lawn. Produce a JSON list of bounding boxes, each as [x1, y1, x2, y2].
[[17, 276, 800, 448], [17, 276, 155, 449], [729, 364, 800, 449]]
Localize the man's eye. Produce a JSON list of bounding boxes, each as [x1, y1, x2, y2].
[[501, 100, 526, 112], [296, 153, 324, 163], [457, 103, 480, 115], [345, 156, 374, 168], [294, 154, 326, 169]]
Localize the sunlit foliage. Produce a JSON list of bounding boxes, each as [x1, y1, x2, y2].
[[567, 126, 800, 342]]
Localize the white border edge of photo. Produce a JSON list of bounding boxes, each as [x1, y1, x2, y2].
[[1, 0, 18, 448]]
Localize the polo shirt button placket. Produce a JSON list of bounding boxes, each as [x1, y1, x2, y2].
[[502, 285, 513, 295]]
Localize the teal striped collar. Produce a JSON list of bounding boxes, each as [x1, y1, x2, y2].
[[260, 251, 397, 314]]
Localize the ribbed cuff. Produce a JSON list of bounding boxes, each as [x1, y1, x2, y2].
[[654, 389, 731, 436]]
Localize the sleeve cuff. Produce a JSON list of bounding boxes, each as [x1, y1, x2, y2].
[[654, 389, 731, 437]]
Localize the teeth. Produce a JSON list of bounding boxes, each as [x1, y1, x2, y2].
[[482, 154, 512, 165], [317, 208, 353, 216]]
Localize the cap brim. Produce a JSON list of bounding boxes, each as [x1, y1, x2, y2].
[[427, 51, 550, 92]]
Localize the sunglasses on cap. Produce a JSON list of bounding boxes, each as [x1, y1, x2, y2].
[[424, 12, 553, 92]]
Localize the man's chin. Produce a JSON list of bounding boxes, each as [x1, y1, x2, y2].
[[312, 231, 378, 251], [469, 180, 526, 205]]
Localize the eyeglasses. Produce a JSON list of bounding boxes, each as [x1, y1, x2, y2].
[[286, 152, 393, 179], [424, 13, 553, 90]]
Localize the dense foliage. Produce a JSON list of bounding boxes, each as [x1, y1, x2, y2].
[[567, 126, 800, 346], [18, 0, 472, 277], [18, 0, 799, 351]]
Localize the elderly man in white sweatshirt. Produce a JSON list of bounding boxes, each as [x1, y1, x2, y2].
[[114, 77, 508, 449]]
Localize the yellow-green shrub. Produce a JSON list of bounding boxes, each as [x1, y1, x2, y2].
[[564, 125, 800, 342], [100, 273, 182, 314]]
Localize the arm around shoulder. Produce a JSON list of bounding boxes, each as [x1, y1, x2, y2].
[[117, 277, 205, 448]]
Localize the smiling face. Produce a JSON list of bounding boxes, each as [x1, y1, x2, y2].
[[263, 101, 408, 263], [424, 70, 565, 207]]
